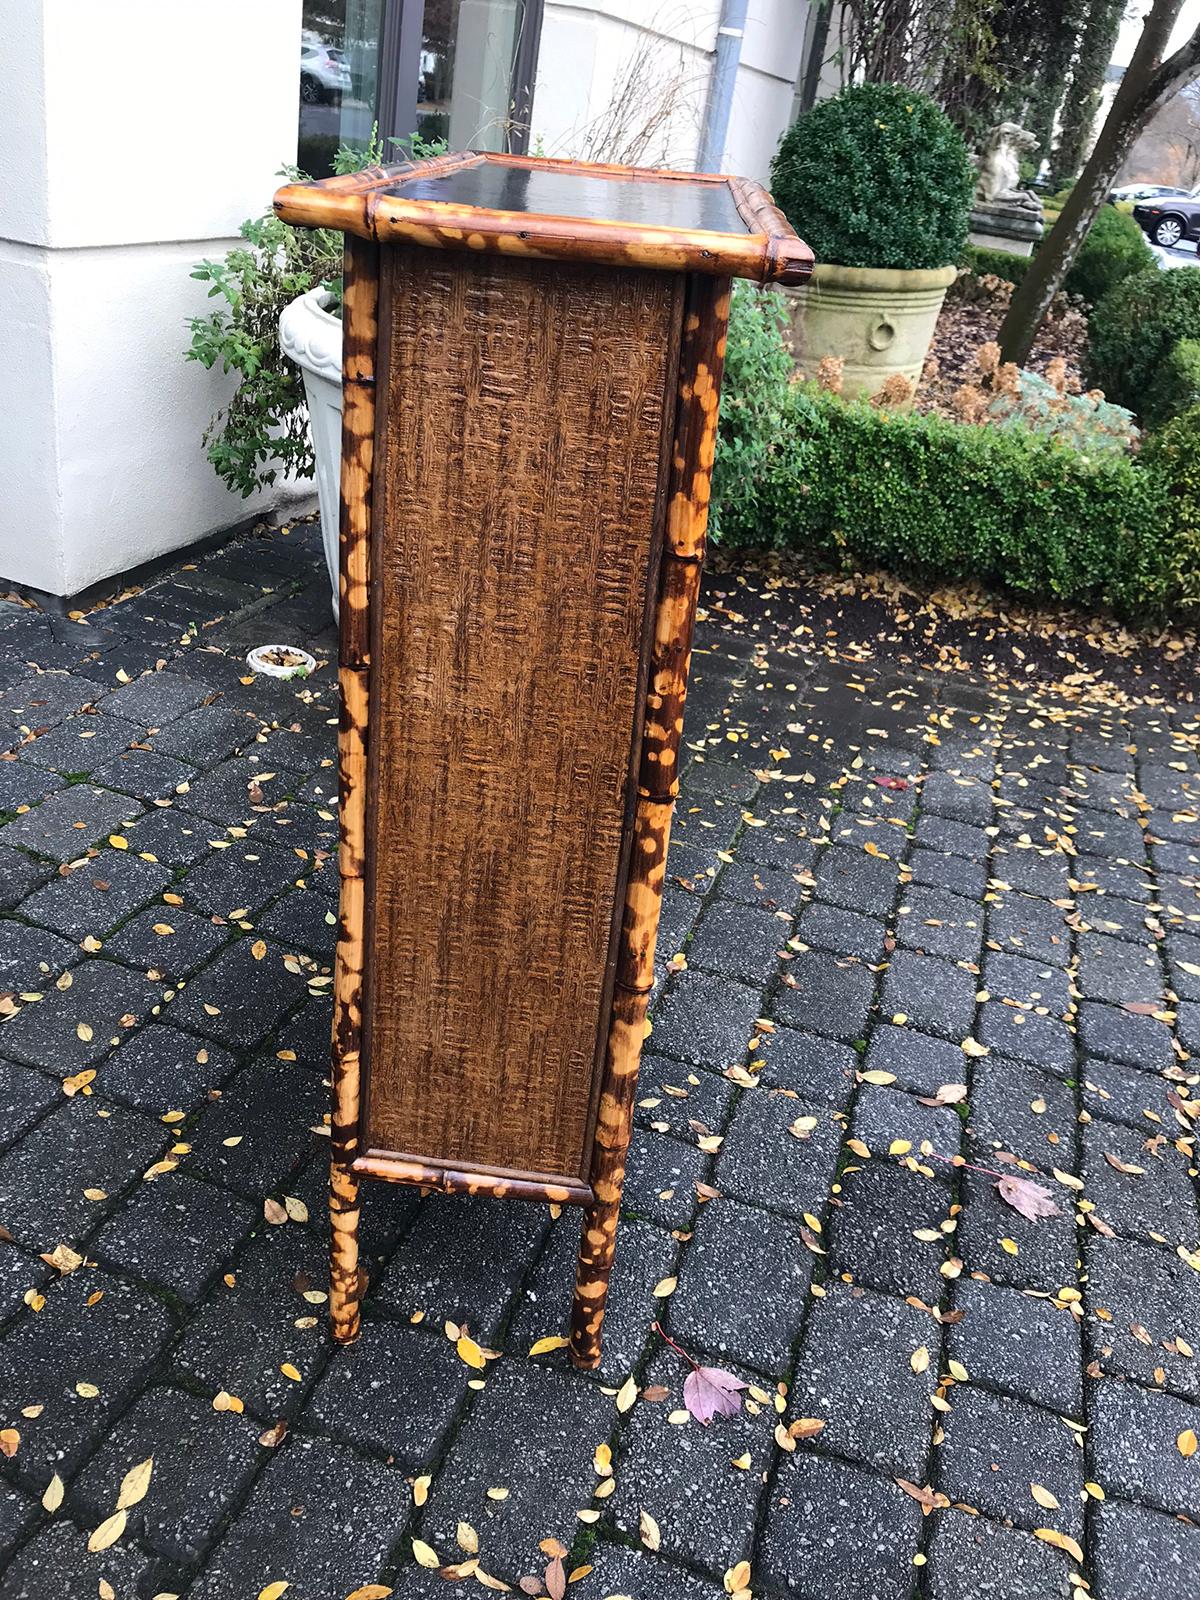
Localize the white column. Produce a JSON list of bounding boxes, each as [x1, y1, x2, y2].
[[0, 0, 304, 597]]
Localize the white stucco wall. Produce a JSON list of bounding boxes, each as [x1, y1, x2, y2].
[[531, 0, 810, 181], [0, 0, 304, 598]]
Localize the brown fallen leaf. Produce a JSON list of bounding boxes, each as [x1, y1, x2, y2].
[[894, 1478, 949, 1514], [1103, 1152, 1145, 1176], [996, 1175, 1062, 1221]]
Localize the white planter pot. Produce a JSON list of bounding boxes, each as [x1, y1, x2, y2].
[[279, 287, 343, 617], [782, 262, 957, 402]]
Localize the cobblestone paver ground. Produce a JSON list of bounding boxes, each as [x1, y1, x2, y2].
[[1, 523, 1199, 1598]]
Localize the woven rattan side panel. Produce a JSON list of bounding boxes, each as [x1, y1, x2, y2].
[[363, 247, 681, 1181]]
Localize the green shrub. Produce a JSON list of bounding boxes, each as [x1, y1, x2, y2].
[[1089, 267, 1200, 425], [1141, 403, 1200, 607], [710, 283, 793, 542], [770, 83, 974, 271], [713, 384, 1175, 620], [1064, 205, 1155, 306], [1143, 337, 1200, 430], [960, 245, 1032, 285]]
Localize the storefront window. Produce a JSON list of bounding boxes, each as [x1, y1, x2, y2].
[[418, 1, 524, 151], [298, 0, 386, 176], [297, 0, 538, 176]]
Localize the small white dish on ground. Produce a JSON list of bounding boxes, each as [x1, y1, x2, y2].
[[245, 643, 317, 680]]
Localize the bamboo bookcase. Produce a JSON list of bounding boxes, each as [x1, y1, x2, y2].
[[274, 152, 811, 1367]]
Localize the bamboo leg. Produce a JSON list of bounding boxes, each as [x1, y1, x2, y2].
[[570, 274, 731, 1369], [329, 235, 377, 1343]]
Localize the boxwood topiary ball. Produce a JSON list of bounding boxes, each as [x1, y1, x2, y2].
[[770, 82, 975, 272]]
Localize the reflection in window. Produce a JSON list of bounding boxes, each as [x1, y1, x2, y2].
[[418, 0, 524, 152], [298, 0, 385, 177]]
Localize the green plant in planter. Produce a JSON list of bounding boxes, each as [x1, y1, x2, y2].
[[770, 83, 975, 270], [185, 132, 444, 499]]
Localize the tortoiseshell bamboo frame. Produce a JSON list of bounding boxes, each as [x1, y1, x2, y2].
[[274, 150, 812, 287], [304, 154, 803, 1364]]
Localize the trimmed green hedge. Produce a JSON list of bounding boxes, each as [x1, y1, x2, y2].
[[1140, 402, 1200, 607], [960, 244, 1033, 285], [1143, 336, 1200, 430], [961, 207, 1153, 303], [1090, 268, 1200, 426], [1066, 205, 1155, 306], [714, 383, 1175, 620]]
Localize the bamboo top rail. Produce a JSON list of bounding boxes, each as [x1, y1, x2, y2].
[[273, 150, 813, 286]]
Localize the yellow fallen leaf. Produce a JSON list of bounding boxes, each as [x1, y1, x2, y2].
[[212, 1390, 244, 1414], [653, 1277, 677, 1297], [1000, 1237, 1019, 1256], [412, 1538, 440, 1569], [485, 1486, 509, 1500], [258, 1586, 289, 1600], [910, 1346, 930, 1374], [861, 1069, 897, 1085], [725, 1561, 752, 1595], [456, 1335, 486, 1370], [108, 835, 129, 850], [1031, 1483, 1059, 1509], [42, 1472, 64, 1511], [616, 1375, 638, 1412], [76, 1023, 93, 1042], [1178, 1428, 1198, 1458], [117, 1455, 154, 1510], [87, 1508, 127, 1552], [0, 1429, 18, 1458], [251, 940, 267, 961], [280, 1363, 301, 1382], [639, 1509, 661, 1550], [75, 1381, 99, 1398], [947, 1360, 969, 1383], [456, 1521, 479, 1553], [961, 1037, 989, 1058], [345, 1588, 392, 1600], [413, 1474, 431, 1507], [528, 1335, 569, 1356], [1033, 1529, 1084, 1564]]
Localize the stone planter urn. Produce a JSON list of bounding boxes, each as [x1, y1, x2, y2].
[[279, 286, 343, 617], [783, 261, 957, 401]]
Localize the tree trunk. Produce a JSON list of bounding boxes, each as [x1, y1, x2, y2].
[[998, 0, 1194, 367]]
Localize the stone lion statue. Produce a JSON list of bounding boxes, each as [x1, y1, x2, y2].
[[975, 122, 1042, 211]]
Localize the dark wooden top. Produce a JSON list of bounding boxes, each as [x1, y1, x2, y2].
[[273, 150, 813, 285]]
